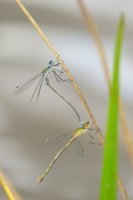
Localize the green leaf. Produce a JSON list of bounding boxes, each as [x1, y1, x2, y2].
[[99, 15, 124, 200]]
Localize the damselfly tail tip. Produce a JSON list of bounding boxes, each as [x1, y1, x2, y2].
[[37, 176, 44, 183]]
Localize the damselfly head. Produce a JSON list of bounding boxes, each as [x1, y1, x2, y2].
[[83, 121, 90, 129], [49, 60, 55, 66]]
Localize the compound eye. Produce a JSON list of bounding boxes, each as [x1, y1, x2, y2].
[[84, 121, 90, 128], [85, 121, 89, 125], [49, 60, 52, 65], [49, 60, 55, 65]]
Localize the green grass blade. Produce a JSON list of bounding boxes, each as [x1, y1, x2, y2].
[[99, 15, 124, 200]]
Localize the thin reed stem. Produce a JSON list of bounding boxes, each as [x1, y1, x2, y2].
[[0, 171, 22, 200], [77, 0, 133, 169]]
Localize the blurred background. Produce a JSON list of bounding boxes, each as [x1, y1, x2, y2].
[[0, 0, 133, 199]]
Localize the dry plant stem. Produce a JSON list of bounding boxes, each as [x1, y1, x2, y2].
[[119, 99, 133, 167], [78, 1, 129, 199], [117, 177, 129, 200], [15, 0, 128, 199], [77, 0, 133, 169], [78, 0, 111, 88], [0, 171, 22, 200], [15, 0, 104, 144]]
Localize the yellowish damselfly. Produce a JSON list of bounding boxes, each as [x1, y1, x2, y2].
[[38, 121, 100, 182]]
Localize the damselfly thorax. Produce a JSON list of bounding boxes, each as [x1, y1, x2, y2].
[[73, 121, 90, 137]]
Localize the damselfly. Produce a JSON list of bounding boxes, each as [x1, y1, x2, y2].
[[38, 121, 100, 182], [15, 60, 82, 125], [15, 60, 63, 101]]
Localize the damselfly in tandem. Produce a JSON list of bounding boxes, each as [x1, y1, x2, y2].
[[38, 121, 100, 182]]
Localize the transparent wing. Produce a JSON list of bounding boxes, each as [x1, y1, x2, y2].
[[72, 138, 84, 158], [30, 76, 43, 103], [86, 124, 102, 145], [87, 123, 99, 139], [15, 73, 42, 95], [41, 132, 72, 147], [41, 132, 85, 157]]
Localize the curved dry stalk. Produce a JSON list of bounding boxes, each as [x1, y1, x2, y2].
[[15, 0, 127, 199], [77, 0, 133, 169], [0, 171, 22, 200], [15, 0, 104, 144]]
